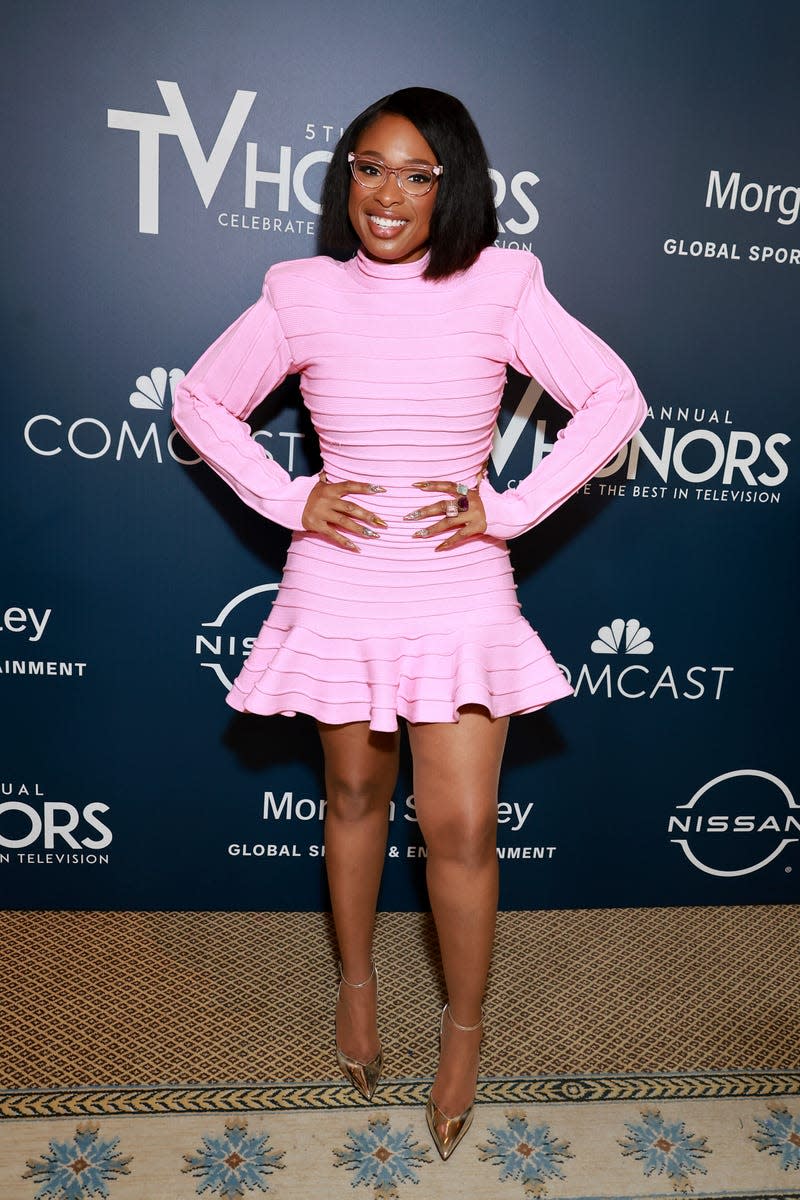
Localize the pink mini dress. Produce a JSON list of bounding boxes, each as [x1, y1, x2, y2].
[[172, 246, 646, 731]]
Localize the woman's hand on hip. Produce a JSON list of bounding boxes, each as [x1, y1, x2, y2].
[[404, 478, 488, 551], [301, 471, 387, 552]]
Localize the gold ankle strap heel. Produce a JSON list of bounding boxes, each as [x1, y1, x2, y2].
[[425, 1003, 485, 1160], [335, 961, 383, 1101]]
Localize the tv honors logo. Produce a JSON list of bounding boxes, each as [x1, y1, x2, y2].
[[24, 367, 199, 465], [0, 783, 112, 865], [557, 618, 733, 701], [668, 769, 798, 877], [197, 584, 279, 690], [491, 386, 790, 503], [107, 80, 540, 238]]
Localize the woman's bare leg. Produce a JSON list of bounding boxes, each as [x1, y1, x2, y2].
[[319, 720, 400, 1063], [407, 706, 508, 1116]]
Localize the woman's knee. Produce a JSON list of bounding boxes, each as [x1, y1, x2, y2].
[[319, 724, 398, 822], [421, 805, 497, 865], [325, 773, 392, 822]]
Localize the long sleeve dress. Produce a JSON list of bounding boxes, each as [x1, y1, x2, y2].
[[172, 246, 646, 732]]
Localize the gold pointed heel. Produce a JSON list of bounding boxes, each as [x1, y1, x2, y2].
[[425, 1095, 475, 1161], [425, 1003, 484, 1161], [335, 961, 383, 1101]]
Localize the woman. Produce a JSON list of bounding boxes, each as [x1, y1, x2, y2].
[[172, 87, 646, 1160]]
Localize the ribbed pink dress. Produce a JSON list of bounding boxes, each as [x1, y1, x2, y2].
[[173, 246, 646, 731]]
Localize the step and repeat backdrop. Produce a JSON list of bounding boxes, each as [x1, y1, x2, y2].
[[3, 1, 798, 910]]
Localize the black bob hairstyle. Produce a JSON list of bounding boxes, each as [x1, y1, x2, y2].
[[320, 87, 497, 280]]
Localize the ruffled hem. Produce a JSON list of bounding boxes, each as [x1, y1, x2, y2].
[[225, 620, 573, 732]]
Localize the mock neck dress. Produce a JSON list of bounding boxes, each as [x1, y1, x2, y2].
[[172, 246, 646, 731]]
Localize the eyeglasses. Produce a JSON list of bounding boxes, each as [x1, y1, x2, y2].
[[348, 152, 444, 197]]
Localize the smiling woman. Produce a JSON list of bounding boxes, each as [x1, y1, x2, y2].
[[171, 85, 646, 1163], [346, 114, 441, 265], [320, 87, 498, 278]]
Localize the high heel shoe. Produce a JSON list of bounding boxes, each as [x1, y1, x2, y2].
[[335, 961, 383, 1101], [425, 1003, 484, 1161]]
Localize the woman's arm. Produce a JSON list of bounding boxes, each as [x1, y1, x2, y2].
[[479, 255, 647, 540], [171, 271, 317, 531]]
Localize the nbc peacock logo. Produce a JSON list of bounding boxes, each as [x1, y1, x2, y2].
[[590, 618, 653, 656], [129, 366, 185, 411], [556, 617, 734, 701]]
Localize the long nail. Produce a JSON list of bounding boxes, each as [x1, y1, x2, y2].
[[413, 482, 430, 489], [413, 529, 430, 538], [368, 484, 386, 493], [404, 510, 422, 521], [374, 517, 388, 527], [363, 527, 379, 538]]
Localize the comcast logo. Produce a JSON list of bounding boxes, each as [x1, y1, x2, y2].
[[591, 618, 653, 656], [24, 364, 194, 465], [130, 367, 185, 411], [556, 616, 734, 700]]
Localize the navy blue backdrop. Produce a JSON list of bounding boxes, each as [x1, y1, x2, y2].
[[3, 0, 798, 910]]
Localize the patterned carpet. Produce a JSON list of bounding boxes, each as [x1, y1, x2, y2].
[[1, 906, 798, 1198]]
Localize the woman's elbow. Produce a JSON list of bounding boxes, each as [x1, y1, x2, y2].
[[170, 379, 193, 436], [622, 377, 648, 437]]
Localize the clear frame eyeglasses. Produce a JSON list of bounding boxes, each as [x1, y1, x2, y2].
[[348, 152, 444, 197]]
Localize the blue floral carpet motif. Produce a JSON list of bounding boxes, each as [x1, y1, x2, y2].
[[619, 1107, 711, 1190], [4, 1090, 800, 1199], [478, 1111, 574, 1194], [182, 1118, 284, 1196], [21, 1122, 132, 1200], [332, 1115, 432, 1197], [751, 1104, 800, 1173]]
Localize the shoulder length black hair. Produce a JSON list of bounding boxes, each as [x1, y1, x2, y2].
[[320, 87, 497, 280]]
